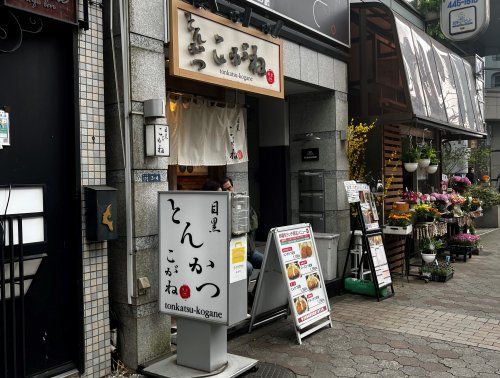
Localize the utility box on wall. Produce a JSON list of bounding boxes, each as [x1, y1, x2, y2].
[[85, 186, 118, 241]]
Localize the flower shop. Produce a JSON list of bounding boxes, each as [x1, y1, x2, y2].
[[348, 2, 491, 286]]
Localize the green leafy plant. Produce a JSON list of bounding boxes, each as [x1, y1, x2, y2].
[[420, 237, 445, 254], [418, 144, 437, 160], [417, 0, 441, 13], [403, 146, 420, 163], [468, 145, 491, 177], [432, 262, 453, 277], [465, 185, 500, 210]]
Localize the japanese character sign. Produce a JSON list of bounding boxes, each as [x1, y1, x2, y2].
[[159, 192, 229, 324], [170, 0, 284, 99]]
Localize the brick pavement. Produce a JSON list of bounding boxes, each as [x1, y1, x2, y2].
[[230, 229, 500, 376]]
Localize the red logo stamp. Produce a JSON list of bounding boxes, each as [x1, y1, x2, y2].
[[237, 150, 243, 160], [179, 285, 191, 299], [266, 69, 275, 84]]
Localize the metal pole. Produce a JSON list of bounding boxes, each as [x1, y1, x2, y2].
[[8, 219, 17, 377], [0, 215, 7, 377], [17, 217, 25, 377]]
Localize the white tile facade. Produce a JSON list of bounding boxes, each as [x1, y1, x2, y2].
[[78, 0, 111, 376]]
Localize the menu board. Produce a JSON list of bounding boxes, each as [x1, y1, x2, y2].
[[343, 180, 360, 203], [367, 234, 392, 288], [275, 225, 329, 329], [358, 183, 380, 231]]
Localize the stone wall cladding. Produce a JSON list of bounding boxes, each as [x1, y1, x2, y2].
[[78, 0, 111, 376]]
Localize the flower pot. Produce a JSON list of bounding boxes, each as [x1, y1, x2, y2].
[[426, 165, 438, 174], [421, 253, 436, 263], [404, 162, 418, 172], [418, 158, 430, 168]]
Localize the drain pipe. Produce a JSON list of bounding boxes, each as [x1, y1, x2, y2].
[[117, 0, 135, 304]]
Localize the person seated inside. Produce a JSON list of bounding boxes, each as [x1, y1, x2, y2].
[[202, 179, 222, 191], [221, 177, 263, 280]]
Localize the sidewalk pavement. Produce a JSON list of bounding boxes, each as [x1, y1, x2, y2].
[[229, 229, 500, 377]]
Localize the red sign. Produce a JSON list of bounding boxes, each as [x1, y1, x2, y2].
[[4, 0, 78, 25]]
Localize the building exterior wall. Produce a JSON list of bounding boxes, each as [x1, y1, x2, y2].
[[78, 1, 112, 376]]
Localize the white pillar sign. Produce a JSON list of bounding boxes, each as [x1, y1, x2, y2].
[[159, 192, 229, 324], [441, 0, 490, 41]]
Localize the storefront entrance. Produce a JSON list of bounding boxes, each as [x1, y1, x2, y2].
[[0, 17, 82, 377]]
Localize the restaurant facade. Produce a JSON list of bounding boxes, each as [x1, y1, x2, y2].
[[104, 0, 351, 371]]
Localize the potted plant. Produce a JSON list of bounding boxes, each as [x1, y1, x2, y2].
[[427, 154, 439, 174], [450, 176, 472, 194], [431, 261, 454, 282], [403, 146, 420, 172], [431, 193, 450, 213], [418, 145, 434, 168], [448, 233, 480, 261], [402, 190, 420, 208], [414, 203, 441, 223], [419, 237, 444, 264], [384, 211, 413, 235], [466, 185, 500, 228]]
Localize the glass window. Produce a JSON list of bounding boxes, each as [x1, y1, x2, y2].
[[410, 27, 447, 122], [431, 40, 462, 126], [493, 73, 500, 87], [493, 55, 500, 61], [464, 62, 484, 133], [395, 15, 427, 118]]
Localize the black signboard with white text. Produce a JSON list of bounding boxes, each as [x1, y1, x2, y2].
[[244, 0, 350, 47]]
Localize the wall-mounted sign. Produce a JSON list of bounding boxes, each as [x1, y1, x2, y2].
[[244, 0, 350, 47], [169, 0, 284, 99], [3, 0, 78, 25], [0, 110, 10, 147], [145, 124, 170, 157], [441, 0, 490, 41], [301, 148, 319, 162]]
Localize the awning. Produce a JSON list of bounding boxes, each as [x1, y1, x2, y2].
[[350, 3, 486, 138]]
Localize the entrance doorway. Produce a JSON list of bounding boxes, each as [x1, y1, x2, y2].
[[0, 18, 81, 377]]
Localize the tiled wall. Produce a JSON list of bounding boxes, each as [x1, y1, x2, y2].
[[78, 0, 111, 376]]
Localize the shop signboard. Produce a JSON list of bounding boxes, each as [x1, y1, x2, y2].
[[159, 192, 229, 324], [0, 110, 10, 147], [250, 223, 331, 344], [358, 183, 380, 232], [244, 0, 350, 47], [367, 234, 392, 288], [229, 235, 247, 283], [3, 0, 78, 25], [275, 224, 330, 329], [440, 0, 490, 41], [169, 0, 284, 99]]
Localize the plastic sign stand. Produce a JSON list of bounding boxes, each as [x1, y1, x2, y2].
[[144, 192, 257, 377], [249, 224, 332, 345]]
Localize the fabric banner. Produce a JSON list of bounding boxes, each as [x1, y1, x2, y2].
[[167, 99, 248, 166]]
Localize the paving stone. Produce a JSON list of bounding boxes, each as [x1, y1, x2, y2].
[[419, 361, 448, 372], [372, 351, 396, 361], [354, 364, 383, 373], [351, 355, 378, 365], [401, 365, 429, 376], [395, 356, 421, 367], [329, 366, 357, 377], [387, 340, 412, 349], [393, 348, 417, 357], [369, 343, 392, 352], [440, 357, 467, 368], [349, 347, 373, 356], [411, 345, 435, 354], [447, 367, 477, 377], [378, 369, 407, 377]]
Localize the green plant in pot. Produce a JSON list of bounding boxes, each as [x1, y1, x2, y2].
[[418, 144, 434, 168], [419, 237, 444, 263], [403, 146, 420, 173], [427, 151, 439, 174]]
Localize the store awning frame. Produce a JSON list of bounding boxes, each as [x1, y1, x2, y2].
[[350, 2, 487, 139]]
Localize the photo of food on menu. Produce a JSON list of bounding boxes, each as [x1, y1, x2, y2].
[[299, 241, 313, 258], [294, 295, 308, 315], [286, 262, 301, 280], [306, 273, 320, 291]]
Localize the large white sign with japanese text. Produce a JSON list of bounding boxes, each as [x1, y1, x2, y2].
[[159, 192, 229, 324], [170, 0, 284, 98], [275, 225, 329, 329], [441, 0, 490, 41]]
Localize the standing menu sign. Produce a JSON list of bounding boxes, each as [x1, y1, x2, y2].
[[250, 224, 332, 344], [357, 183, 380, 232], [159, 192, 229, 324], [367, 234, 392, 288]]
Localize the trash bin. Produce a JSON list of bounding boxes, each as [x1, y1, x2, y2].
[[314, 233, 339, 281]]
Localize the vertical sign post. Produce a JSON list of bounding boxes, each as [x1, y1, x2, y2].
[[148, 192, 257, 377]]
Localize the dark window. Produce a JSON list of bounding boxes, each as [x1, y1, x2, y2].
[[493, 73, 500, 87]]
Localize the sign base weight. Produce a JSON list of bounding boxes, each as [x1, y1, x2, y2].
[[142, 353, 258, 378]]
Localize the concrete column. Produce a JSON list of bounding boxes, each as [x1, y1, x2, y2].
[[104, 0, 170, 369]]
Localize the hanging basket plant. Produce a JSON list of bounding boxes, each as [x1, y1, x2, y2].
[[403, 144, 420, 173]]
